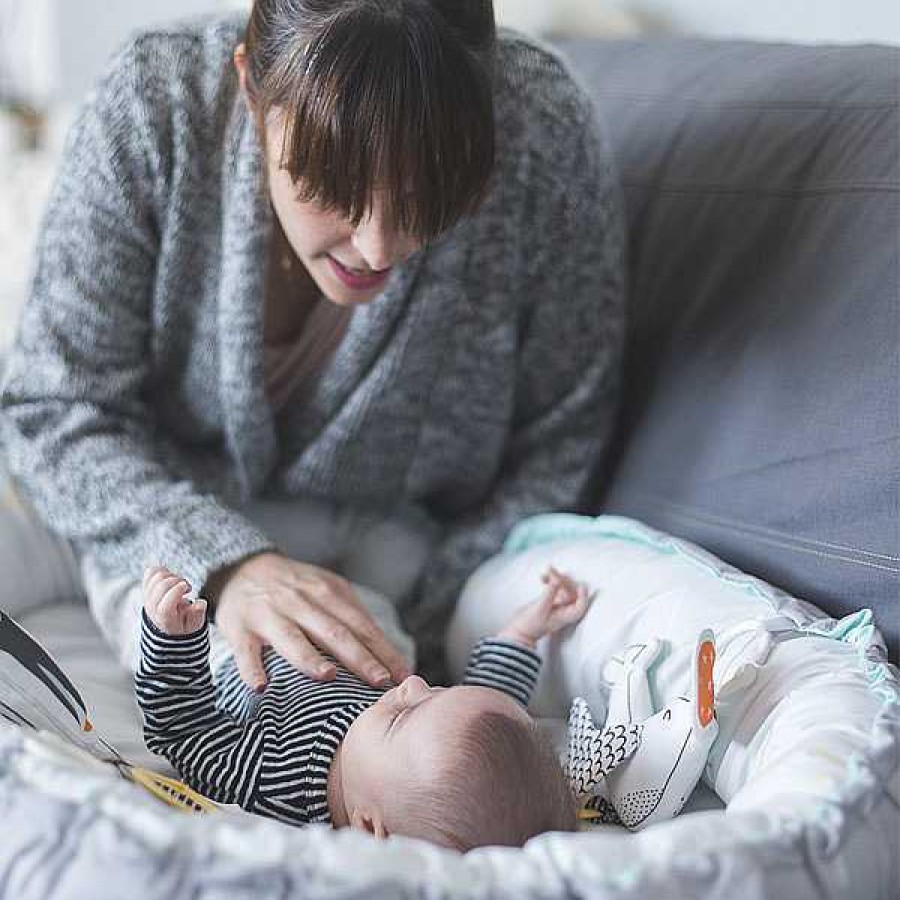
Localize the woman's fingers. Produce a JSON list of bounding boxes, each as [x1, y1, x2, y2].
[[264, 614, 338, 682], [232, 633, 269, 693], [212, 554, 411, 689], [325, 602, 410, 682], [291, 576, 410, 683], [286, 602, 393, 686], [336, 619, 409, 683]]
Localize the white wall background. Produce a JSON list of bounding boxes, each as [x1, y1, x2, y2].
[[0, 0, 233, 107], [618, 0, 900, 44], [0, 1, 56, 105], [4, 1, 899, 108], [501, 0, 900, 44]]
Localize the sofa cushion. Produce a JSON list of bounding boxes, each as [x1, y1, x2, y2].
[[556, 38, 900, 660]]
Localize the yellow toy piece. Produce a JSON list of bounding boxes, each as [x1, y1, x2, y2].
[[119, 764, 221, 814]]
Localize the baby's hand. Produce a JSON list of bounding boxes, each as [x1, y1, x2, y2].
[[143, 565, 208, 636], [496, 566, 593, 649]]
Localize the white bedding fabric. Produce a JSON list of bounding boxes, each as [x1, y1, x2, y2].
[[1, 511, 898, 899]]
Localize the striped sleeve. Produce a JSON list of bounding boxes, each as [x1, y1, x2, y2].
[[462, 637, 542, 708], [134, 610, 268, 809]]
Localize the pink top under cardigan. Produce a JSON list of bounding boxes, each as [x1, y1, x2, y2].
[[263, 296, 353, 416]]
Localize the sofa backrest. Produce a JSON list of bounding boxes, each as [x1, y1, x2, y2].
[[556, 37, 899, 660]]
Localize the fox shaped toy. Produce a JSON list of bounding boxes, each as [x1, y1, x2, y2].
[[566, 630, 718, 830]]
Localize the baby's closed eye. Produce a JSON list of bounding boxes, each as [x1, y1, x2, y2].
[[389, 702, 414, 732]]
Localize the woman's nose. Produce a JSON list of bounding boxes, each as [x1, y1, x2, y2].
[[351, 208, 419, 272], [351, 222, 398, 272]]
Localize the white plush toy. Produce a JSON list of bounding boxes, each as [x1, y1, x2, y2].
[[566, 630, 718, 830]]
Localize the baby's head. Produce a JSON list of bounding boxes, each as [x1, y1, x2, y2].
[[328, 675, 576, 850]]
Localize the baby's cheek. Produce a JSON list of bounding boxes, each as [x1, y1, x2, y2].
[[343, 709, 392, 769]]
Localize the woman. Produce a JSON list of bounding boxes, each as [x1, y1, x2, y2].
[[0, 0, 624, 689]]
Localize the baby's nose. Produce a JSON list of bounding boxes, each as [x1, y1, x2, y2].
[[400, 674, 430, 698]]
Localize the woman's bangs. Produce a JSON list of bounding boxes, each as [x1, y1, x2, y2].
[[265, 13, 495, 242]]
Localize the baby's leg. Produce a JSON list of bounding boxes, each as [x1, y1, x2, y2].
[[142, 566, 207, 636]]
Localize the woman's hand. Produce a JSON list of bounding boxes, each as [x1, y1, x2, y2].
[[496, 565, 593, 649], [206, 551, 413, 692]]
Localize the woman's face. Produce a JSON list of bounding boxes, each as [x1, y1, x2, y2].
[[263, 112, 424, 307]]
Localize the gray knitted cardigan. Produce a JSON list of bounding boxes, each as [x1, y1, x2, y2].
[[0, 15, 625, 677]]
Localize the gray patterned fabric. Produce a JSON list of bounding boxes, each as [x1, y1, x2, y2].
[[565, 696, 642, 797], [0, 16, 626, 683], [555, 38, 900, 661]]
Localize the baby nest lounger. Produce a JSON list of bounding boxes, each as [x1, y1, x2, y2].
[[1, 515, 897, 900], [446, 514, 900, 900]]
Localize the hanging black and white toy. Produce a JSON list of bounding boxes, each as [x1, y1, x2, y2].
[[565, 632, 718, 831]]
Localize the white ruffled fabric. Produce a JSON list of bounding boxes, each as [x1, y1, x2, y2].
[[1, 513, 898, 900]]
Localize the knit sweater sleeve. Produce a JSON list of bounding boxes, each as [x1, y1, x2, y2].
[[0, 41, 276, 632], [408, 56, 626, 683]]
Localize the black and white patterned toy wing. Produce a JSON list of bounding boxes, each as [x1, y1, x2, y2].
[[565, 696, 643, 798]]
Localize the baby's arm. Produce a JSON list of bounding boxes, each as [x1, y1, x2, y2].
[[136, 611, 271, 807], [462, 637, 542, 707], [136, 567, 269, 808], [462, 567, 592, 709], [496, 566, 591, 649]]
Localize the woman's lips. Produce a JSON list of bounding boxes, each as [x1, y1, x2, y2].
[[327, 255, 392, 290]]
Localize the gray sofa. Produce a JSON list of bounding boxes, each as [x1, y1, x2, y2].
[[0, 32, 897, 900], [558, 37, 899, 663], [1, 36, 896, 659]]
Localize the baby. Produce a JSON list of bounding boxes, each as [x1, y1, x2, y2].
[[136, 563, 592, 850]]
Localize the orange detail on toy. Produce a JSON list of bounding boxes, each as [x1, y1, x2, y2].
[[83, 719, 93, 732], [697, 641, 716, 728]]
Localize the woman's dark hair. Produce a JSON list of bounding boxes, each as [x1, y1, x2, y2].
[[244, 0, 497, 242]]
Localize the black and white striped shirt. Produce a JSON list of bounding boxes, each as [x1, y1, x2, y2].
[[135, 611, 542, 826]]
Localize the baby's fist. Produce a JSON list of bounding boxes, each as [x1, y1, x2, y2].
[[497, 566, 593, 648], [143, 565, 207, 636]]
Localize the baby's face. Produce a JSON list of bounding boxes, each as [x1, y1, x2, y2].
[[338, 675, 529, 817]]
